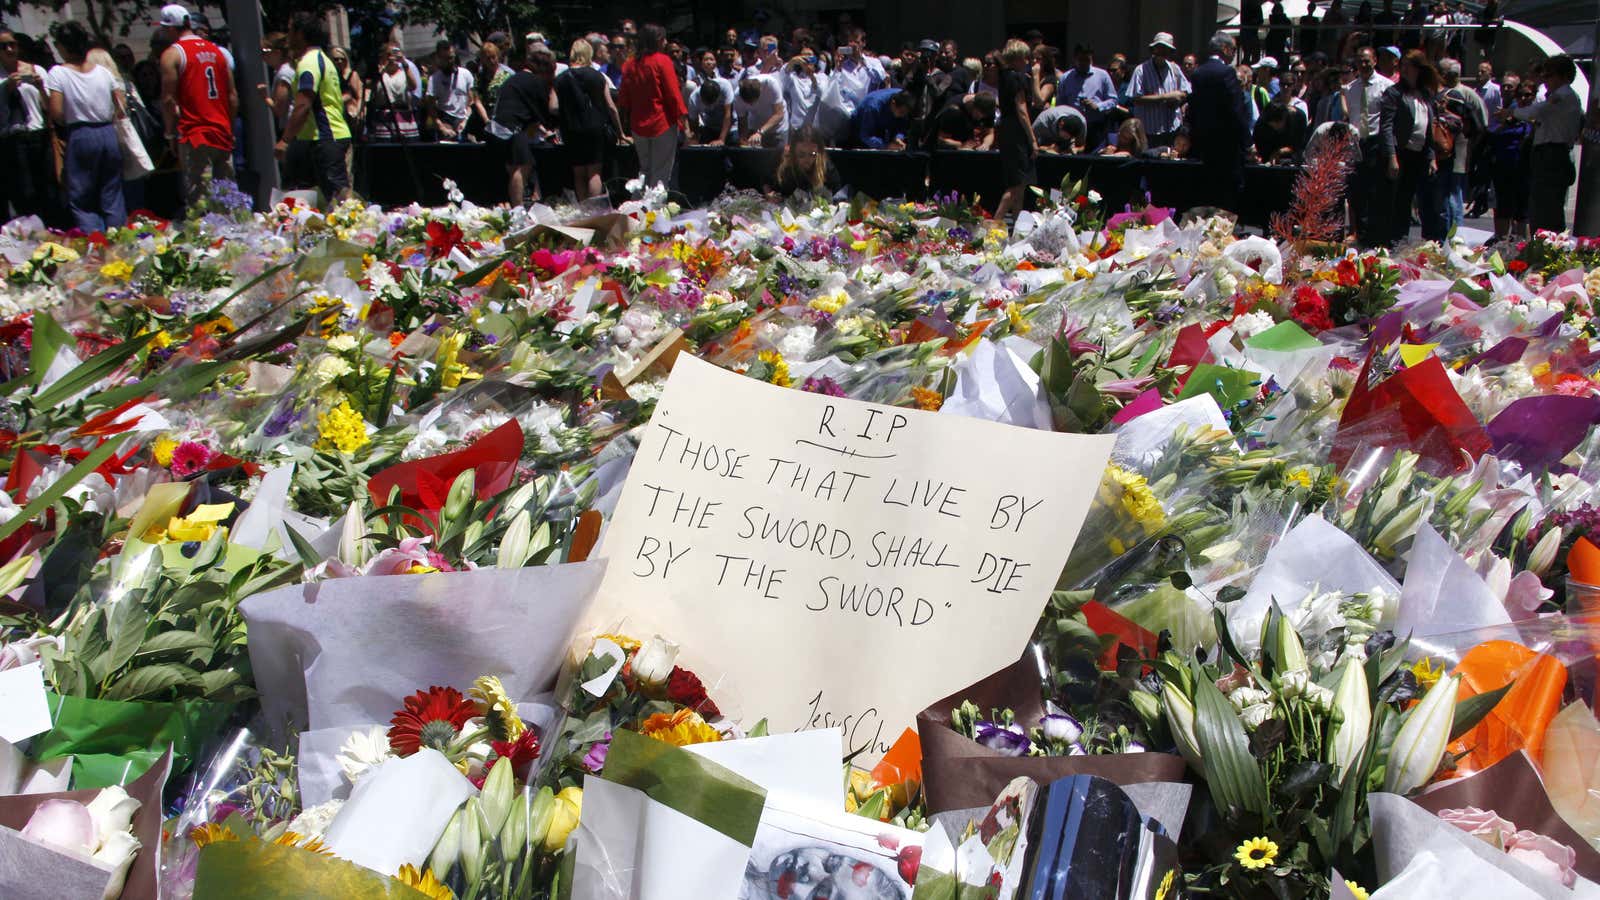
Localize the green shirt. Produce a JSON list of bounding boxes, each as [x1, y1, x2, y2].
[[294, 48, 350, 141]]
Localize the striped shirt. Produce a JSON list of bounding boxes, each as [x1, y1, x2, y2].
[[1128, 57, 1190, 135]]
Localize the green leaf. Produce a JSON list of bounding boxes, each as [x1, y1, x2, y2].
[[1449, 682, 1514, 741], [29, 310, 75, 379], [102, 663, 201, 701], [1191, 672, 1271, 820], [196, 668, 242, 698], [1169, 571, 1193, 590], [453, 251, 512, 287], [1216, 585, 1246, 604], [283, 524, 325, 570], [134, 630, 211, 657], [100, 595, 149, 676], [193, 261, 292, 321], [0, 434, 131, 543], [33, 332, 157, 410], [1212, 608, 1256, 676]]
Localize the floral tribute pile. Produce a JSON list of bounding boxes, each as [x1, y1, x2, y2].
[[0, 174, 1599, 900]]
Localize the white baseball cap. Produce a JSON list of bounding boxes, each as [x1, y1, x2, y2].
[[1254, 55, 1279, 70], [1149, 32, 1176, 51], [158, 3, 190, 27]]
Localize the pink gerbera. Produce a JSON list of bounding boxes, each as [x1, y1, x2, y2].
[[169, 441, 212, 477]]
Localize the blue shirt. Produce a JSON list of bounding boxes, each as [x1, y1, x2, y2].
[[1057, 66, 1118, 121], [854, 88, 907, 148]]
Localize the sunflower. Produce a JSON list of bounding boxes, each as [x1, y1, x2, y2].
[[637, 709, 723, 747], [1234, 836, 1279, 870], [189, 822, 239, 848], [596, 633, 641, 652], [388, 686, 478, 756], [271, 831, 333, 855], [1344, 880, 1370, 900], [1154, 869, 1176, 900], [395, 864, 454, 900]]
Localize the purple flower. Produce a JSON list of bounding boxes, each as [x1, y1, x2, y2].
[[582, 734, 612, 772], [801, 376, 846, 397], [261, 397, 302, 437], [1039, 713, 1083, 744], [974, 721, 1031, 757]]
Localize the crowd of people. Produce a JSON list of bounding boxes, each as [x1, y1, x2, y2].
[[0, 1, 1591, 244]]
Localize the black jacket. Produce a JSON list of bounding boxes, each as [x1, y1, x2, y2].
[[1378, 83, 1435, 161], [1186, 57, 1251, 169]]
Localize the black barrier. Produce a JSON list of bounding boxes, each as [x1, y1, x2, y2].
[[352, 142, 1299, 227]]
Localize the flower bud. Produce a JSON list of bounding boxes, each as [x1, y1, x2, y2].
[[478, 757, 515, 837], [543, 786, 583, 853], [442, 468, 477, 524], [1527, 526, 1563, 577], [500, 792, 531, 861], [525, 786, 556, 851], [338, 500, 368, 566], [1325, 659, 1371, 777], [1384, 673, 1461, 795], [459, 797, 485, 885], [1161, 682, 1203, 771], [497, 511, 532, 569], [630, 637, 679, 686], [428, 807, 463, 880]]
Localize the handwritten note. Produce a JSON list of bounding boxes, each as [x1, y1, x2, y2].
[[594, 355, 1112, 763]]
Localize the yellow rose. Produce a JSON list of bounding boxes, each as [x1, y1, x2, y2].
[[543, 786, 583, 853]]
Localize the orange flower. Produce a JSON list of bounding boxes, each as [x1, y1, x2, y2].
[[910, 387, 943, 411], [637, 709, 722, 746]]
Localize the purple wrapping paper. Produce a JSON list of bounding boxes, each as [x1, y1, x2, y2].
[[1486, 395, 1600, 470], [1469, 337, 1529, 369]]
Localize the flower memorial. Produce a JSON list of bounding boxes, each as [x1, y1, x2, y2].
[[0, 176, 1598, 900]]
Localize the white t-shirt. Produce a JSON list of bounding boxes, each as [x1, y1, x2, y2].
[[429, 67, 474, 121], [2, 66, 46, 133], [731, 75, 785, 142], [687, 82, 730, 136], [44, 64, 118, 125], [1402, 92, 1429, 152]]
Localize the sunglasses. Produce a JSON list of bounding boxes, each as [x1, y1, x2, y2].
[[0, 42, 16, 50]]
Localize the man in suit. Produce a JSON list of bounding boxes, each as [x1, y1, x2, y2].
[[1186, 32, 1252, 212]]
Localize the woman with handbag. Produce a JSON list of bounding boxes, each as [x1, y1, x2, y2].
[[44, 22, 126, 231], [366, 43, 418, 141], [88, 48, 153, 213], [556, 38, 622, 200]]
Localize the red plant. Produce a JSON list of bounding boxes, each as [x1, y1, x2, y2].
[[1271, 136, 1354, 246], [387, 686, 477, 756]]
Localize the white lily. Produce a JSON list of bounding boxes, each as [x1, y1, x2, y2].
[[1385, 674, 1461, 795]]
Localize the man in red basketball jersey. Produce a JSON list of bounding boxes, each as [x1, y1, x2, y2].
[[158, 3, 237, 209]]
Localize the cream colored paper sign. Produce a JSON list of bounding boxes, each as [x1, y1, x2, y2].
[[595, 355, 1112, 763]]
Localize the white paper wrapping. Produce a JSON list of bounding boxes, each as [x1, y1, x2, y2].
[[322, 749, 475, 877], [241, 561, 607, 741]]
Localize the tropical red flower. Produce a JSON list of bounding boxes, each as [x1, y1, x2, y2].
[[1290, 285, 1335, 333], [425, 221, 464, 259], [666, 666, 719, 717], [1507, 259, 1530, 274], [388, 686, 477, 756]]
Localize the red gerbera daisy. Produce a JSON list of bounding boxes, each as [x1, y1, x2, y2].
[[388, 686, 477, 756], [488, 729, 542, 783]]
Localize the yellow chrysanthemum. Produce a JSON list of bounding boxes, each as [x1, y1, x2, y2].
[[756, 350, 792, 388], [1104, 465, 1166, 533], [395, 864, 454, 900], [272, 831, 333, 855], [189, 822, 239, 848], [152, 436, 178, 467], [638, 709, 723, 747], [315, 402, 370, 454], [1345, 880, 1369, 900], [910, 386, 943, 411], [1234, 836, 1278, 870], [1410, 657, 1444, 690], [470, 675, 526, 742], [596, 633, 642, 652], [99, 260, 134, 281], [1285, 467, 1315, 490]]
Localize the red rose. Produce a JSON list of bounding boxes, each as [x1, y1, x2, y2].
[[666, 666, 719, 717], [1507, 259, 1529, 274]]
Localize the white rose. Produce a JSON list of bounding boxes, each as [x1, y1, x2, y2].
[[631, 636, 680, 685], [84, 785, 140, 850]]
